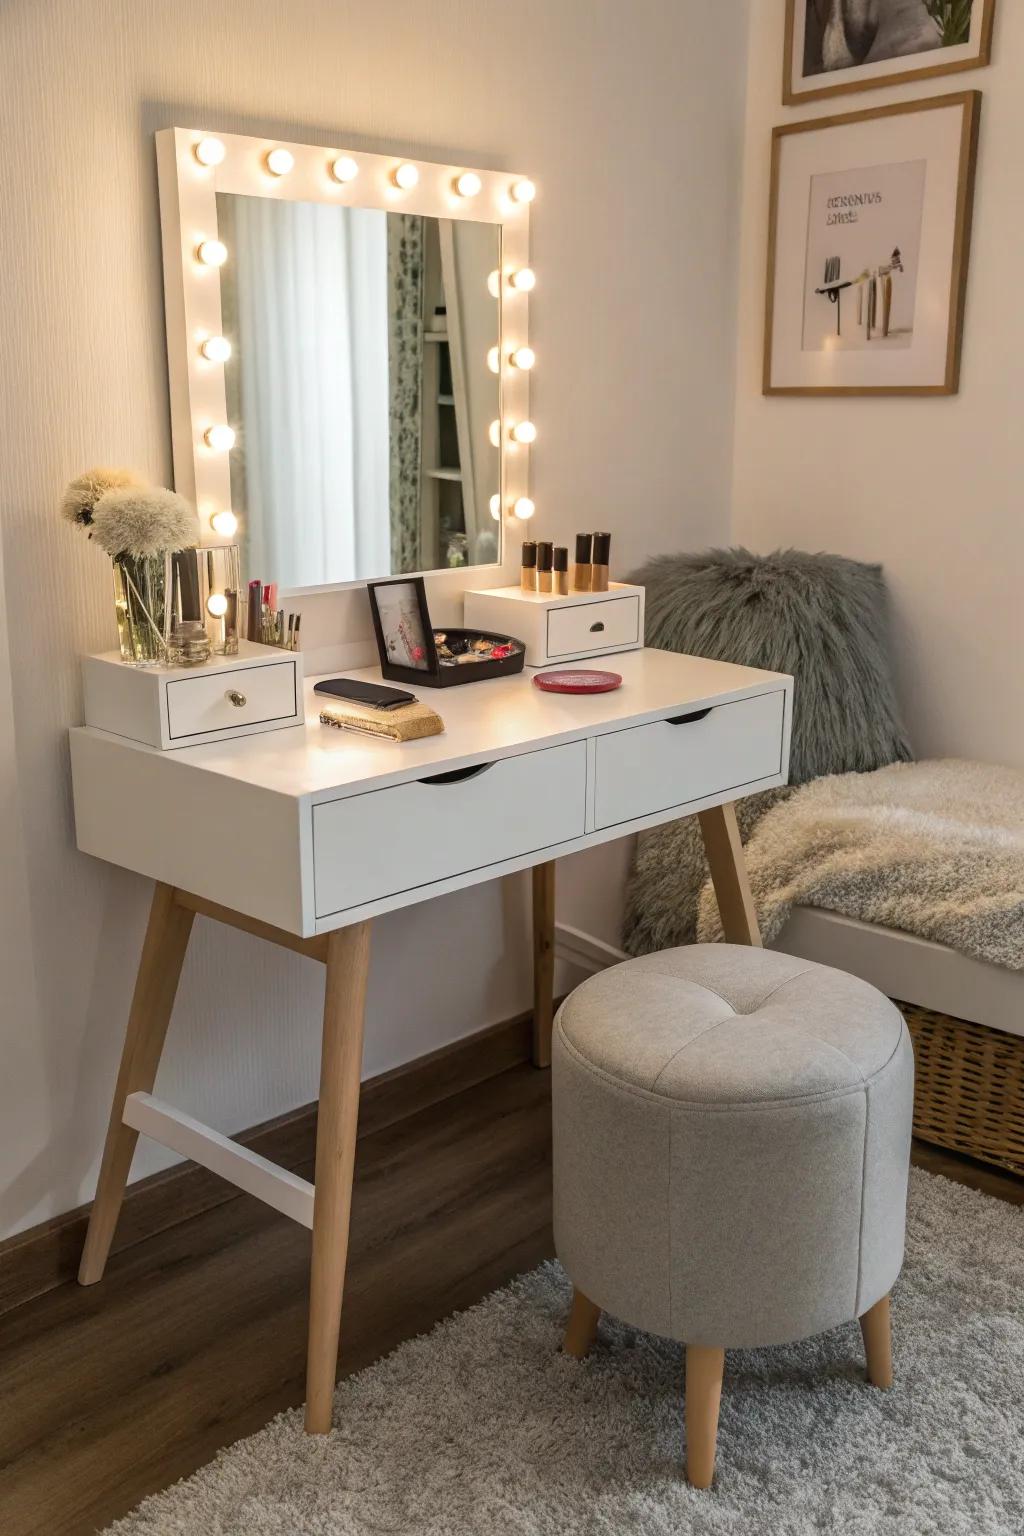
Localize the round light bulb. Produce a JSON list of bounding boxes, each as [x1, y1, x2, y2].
[[487, 270, 501, 299], [200, 335, 232, 363], [488, 420, 501, 448], [393, 162, 419, 190], [210, 509, 238, 537], [510, 178, 536, 204], [489, 494, 502, 521], [197, 239, 228, 267], [509, 268, 536, 292], [331, 155, 359, 183], [510, 346, 535, 370], [265, 147, 295, 177], [513, 497, 536, 520], [454, 171, 482, 198], [194, 137, 226, 168], [206, 592, 229, 618], [510, 420, 537, 445], [487, 346, 500, 374], [204, 424, 236, 452]]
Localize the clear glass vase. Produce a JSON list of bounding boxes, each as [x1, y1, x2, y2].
[[112, 553, 172, 665]]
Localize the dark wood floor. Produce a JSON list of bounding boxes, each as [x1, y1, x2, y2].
[[1, 1063, 1020, 1536]]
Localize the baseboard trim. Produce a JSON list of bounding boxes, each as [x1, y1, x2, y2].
[[0, 1009, 533, 1318]]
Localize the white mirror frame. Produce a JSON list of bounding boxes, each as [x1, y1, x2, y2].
[[155, 127, 533, 594]]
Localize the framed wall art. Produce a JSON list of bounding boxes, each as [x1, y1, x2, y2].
[[764, 91, 981, 396], [784, 1, 996, 105]]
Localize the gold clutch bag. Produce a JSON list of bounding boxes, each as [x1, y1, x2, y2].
[[319, 699, 444, 742]]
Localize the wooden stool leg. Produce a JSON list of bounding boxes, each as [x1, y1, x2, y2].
[[860, 1293, 893, 1389], [562, 1287, 601, 1359], [685, 1345, 725, 1490], [697, 804, 762, 947], [79, 883, 194, 1285], [531, 860, 556, 1069], [304, 920, 372, 1434]]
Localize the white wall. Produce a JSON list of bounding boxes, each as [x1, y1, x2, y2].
[[0, 0, 748, 1238], [732, 0, 1024, 770]]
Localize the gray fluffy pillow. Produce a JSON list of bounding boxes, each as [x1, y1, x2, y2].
[[621, 546, 911, 957], [629, 546, 911, 783]]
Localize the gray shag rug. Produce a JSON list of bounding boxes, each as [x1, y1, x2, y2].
[[106, 1168, 1024, 1535], [622, 547, 911, 958]]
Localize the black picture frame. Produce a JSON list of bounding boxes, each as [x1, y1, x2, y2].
[[366, 577, 440, 684]]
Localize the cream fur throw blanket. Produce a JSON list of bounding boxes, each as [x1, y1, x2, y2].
[[697, 760, 1024, 971]]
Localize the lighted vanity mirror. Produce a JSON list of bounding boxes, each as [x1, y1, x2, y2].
[[156, 129, 534, 594]]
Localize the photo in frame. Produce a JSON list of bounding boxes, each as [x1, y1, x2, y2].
[[784, 0, 996, 104], [367, 577, 439, 680], [764, 92, 981, 396]]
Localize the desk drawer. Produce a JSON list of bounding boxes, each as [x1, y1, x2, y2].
[[594, 690, 786, 830], [547, 594, 641, 659], [313, 740, 587, 918], [166, 660, 299, 741]]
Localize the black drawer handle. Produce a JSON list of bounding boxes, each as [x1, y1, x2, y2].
[[589, 620, 605, 633], [665, 708, 712, 726], [419, 762, 495, 786]]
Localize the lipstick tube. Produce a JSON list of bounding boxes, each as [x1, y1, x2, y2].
[[553, 545, 569, 596], [536, 541, 554, 594], [572, 532, 593, 592], [520, 541, 538, 592], [591, 531, 611, 592]]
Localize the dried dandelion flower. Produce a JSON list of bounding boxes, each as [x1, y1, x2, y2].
[[90, 487, 198, 558], [61, 467, 145, 529]]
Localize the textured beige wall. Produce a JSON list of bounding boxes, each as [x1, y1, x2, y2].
[[0, 0, 749, 1236], [732, 0, 1024, 768]]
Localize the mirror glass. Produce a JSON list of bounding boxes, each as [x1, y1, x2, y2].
[[216, 193, 502, 589]]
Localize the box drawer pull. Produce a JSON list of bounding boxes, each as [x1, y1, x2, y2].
[[589, 620, 605, 633], [419, 762, 495, 786], [665, 708, 712, 725], [225, 689, 248, 708]]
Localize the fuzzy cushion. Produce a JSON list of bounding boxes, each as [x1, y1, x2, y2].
[[622, 547, 912, 958]]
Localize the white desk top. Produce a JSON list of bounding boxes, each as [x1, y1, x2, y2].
[[73, 648, 790, 805]]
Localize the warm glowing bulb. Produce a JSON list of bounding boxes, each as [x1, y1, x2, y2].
[[487, 346, 500, 374], [510, 178, 536, 204], [487, 270, 501, 299], [265, 147, 295, 176], [489, 494, 501, 521], [210, 509, 238, 537], [331, 155, 359, 183], [393, 162, 419, 190], [454, 171, 482, 198], [194, 137, 226, 168], [197, 239, 228, 267], [489, 420, 501, 448], [200, 335, 232, 363], [510, 420, 537, 445], [510, 346, 535, 370], [513, 497, 536, 520], [206, 592, 229, 618], [204, 424, 235, 452], [509, 268, 536, 292]]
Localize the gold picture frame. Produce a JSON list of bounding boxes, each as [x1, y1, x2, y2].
[[764, 91, 981, 396], [783, 0, 996, 106]]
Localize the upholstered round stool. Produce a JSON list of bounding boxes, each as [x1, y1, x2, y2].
[[553, 944, 914, 1489]]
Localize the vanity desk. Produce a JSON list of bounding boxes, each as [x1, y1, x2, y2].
[[71, 646, 792, 1432]]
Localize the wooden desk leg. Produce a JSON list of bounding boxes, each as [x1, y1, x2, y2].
[[697, 804, 762, 947], [79, 882, 195, 1285], [305, 920, 372, 1434], [531, 861, 556, 1070]]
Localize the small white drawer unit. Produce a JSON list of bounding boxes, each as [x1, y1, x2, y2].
[[464, 582, 645, 668], [82, 643, 304, 750]]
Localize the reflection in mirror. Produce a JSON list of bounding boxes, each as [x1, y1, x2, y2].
[[216, 193, 502, 589]]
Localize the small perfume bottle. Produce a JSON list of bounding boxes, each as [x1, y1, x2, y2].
[[167, 619, 211, 667]]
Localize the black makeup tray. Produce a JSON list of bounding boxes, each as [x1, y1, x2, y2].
[[381, 629, 525, 689]]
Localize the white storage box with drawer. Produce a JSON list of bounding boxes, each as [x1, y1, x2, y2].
[[82, 642, 304, 749], [463, 583, 645, 667], [70, 648, 792, 937]]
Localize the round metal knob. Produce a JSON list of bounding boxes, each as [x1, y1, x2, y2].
[[225, 689, 247, 708]]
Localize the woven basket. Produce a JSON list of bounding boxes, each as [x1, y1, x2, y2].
[[899, 1001, 1024, 1178]]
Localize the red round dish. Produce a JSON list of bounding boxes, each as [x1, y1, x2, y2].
[[533, 669, 623, 695]]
